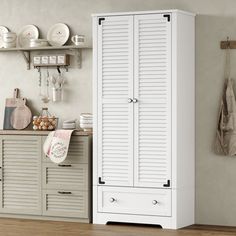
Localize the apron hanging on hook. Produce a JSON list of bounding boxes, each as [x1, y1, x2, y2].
[[214, 37, 236, 156]]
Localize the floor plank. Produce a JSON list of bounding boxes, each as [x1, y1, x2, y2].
[[0, 219, 234, 236]]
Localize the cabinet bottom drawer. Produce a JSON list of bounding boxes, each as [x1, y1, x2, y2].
[[98, 186, 171, 217], [43, 190, 88, 218]]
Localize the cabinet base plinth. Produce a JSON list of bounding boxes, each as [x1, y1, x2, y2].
[[93, 213, 177, 229]]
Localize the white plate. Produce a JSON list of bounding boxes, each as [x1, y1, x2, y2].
[[18, 25, 39, 47], [47, 23, 70, 46], [0, 26, 9, 48]]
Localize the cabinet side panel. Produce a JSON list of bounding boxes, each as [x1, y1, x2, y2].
[[172, 12, 195, 227], [93, 16, 98, 188]]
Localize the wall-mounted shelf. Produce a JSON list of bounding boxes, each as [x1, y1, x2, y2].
[[0, 45, 92, 70], [220, 40, 236, 49]]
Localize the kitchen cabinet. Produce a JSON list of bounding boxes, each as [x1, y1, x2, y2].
[[93, 10, 195, 229], [0, 131, 92, 222]]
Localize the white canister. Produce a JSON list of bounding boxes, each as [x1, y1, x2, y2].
[[3, 41, 16, 48], [71, 35, 85, 46], [3, 32, 17, 43], [52, 87, 63, 102]]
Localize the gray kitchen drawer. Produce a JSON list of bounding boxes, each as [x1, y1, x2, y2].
[[42, 163, 88, 190], [42, 190, 88, 218], [42, 136, 89, 164]]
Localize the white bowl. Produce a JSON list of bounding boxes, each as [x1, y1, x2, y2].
[[3, 41, 16, 48], [29, 39, 49, 47], [80, 113, 92, 119], [80, 123, 93, 129]]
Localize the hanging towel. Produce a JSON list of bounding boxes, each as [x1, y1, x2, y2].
[[43, 129, 75, 163], [214, 79, 236, 156]]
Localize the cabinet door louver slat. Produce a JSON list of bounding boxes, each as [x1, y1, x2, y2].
[[1, 137, 41, 214], [43, 190, 88, 218], [134, 14, 171, 188], [97, 16, 133, 186], [43, 164, 88, 190]]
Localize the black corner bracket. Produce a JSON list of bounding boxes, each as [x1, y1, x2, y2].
[[163, 179, 170, 187], [99, 17, 105, 25], [163, 14, 170, 22], [98, 177, 105, 184]]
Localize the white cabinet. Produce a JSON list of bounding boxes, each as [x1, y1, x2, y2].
[[93, 10, 195, 229]]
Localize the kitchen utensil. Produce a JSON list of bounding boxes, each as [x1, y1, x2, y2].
[[47, 23, 70, 46], [71, 35, 85, 46], [38, 67, 43, 97], [10, 98, 32, 130], [0, 26, 9, 48], [18, 25, 39, 47], [50, 74, 57, 87], [3, 88, 24, 130]]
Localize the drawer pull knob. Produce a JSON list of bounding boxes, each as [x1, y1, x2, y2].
[[152, 200, 158, 205], [109, 197, 116, 203], [128, 98, 133, 103], [58, 191, 72, 195]]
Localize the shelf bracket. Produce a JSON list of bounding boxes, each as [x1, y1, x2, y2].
[[20, 51, 31, 70], [68, 48, 81, 68], [74, 49, 81, 68]]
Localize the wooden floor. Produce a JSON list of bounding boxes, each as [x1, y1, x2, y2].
[[0, 219, 235, 236]]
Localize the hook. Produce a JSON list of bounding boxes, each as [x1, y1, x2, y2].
[[57, 66, 61, 74], [227, 36, 230, 48]]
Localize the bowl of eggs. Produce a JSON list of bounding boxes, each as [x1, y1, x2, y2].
[[32, 108, 57, 131]]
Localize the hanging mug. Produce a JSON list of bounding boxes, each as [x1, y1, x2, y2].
[[71, 35, 85, 46]]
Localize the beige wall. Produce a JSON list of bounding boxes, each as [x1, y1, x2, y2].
[[0, 0, 236, 226]]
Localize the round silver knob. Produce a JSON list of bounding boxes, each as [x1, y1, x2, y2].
[[110, 197, 116, 203], [128, 98, 133, 103], [133, 98, 138, 103], [152, 200, 158, 205]]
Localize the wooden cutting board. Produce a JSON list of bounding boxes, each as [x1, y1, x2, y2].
[[10, 98, 32, 130], [3, 88, 24, 130]]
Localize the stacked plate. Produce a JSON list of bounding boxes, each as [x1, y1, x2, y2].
[[62, 119, 76, 130], [80, 113, 92, 131]]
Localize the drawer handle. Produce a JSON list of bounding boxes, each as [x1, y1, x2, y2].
[[152, 200, 159, 205], [109, 197, 116, 203], [58, 164, 72, 167], [58, 191, 72, 195]]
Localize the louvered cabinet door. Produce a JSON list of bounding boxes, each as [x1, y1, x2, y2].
[[97, 16, 134, 186], [0, 136, 41, 215], [133, 14, 172, 188]]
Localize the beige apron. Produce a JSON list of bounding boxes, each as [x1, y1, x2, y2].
[[214, 79, 236, 156]]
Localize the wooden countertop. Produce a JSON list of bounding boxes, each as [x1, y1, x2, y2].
[[0, 130, 92, 136]]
